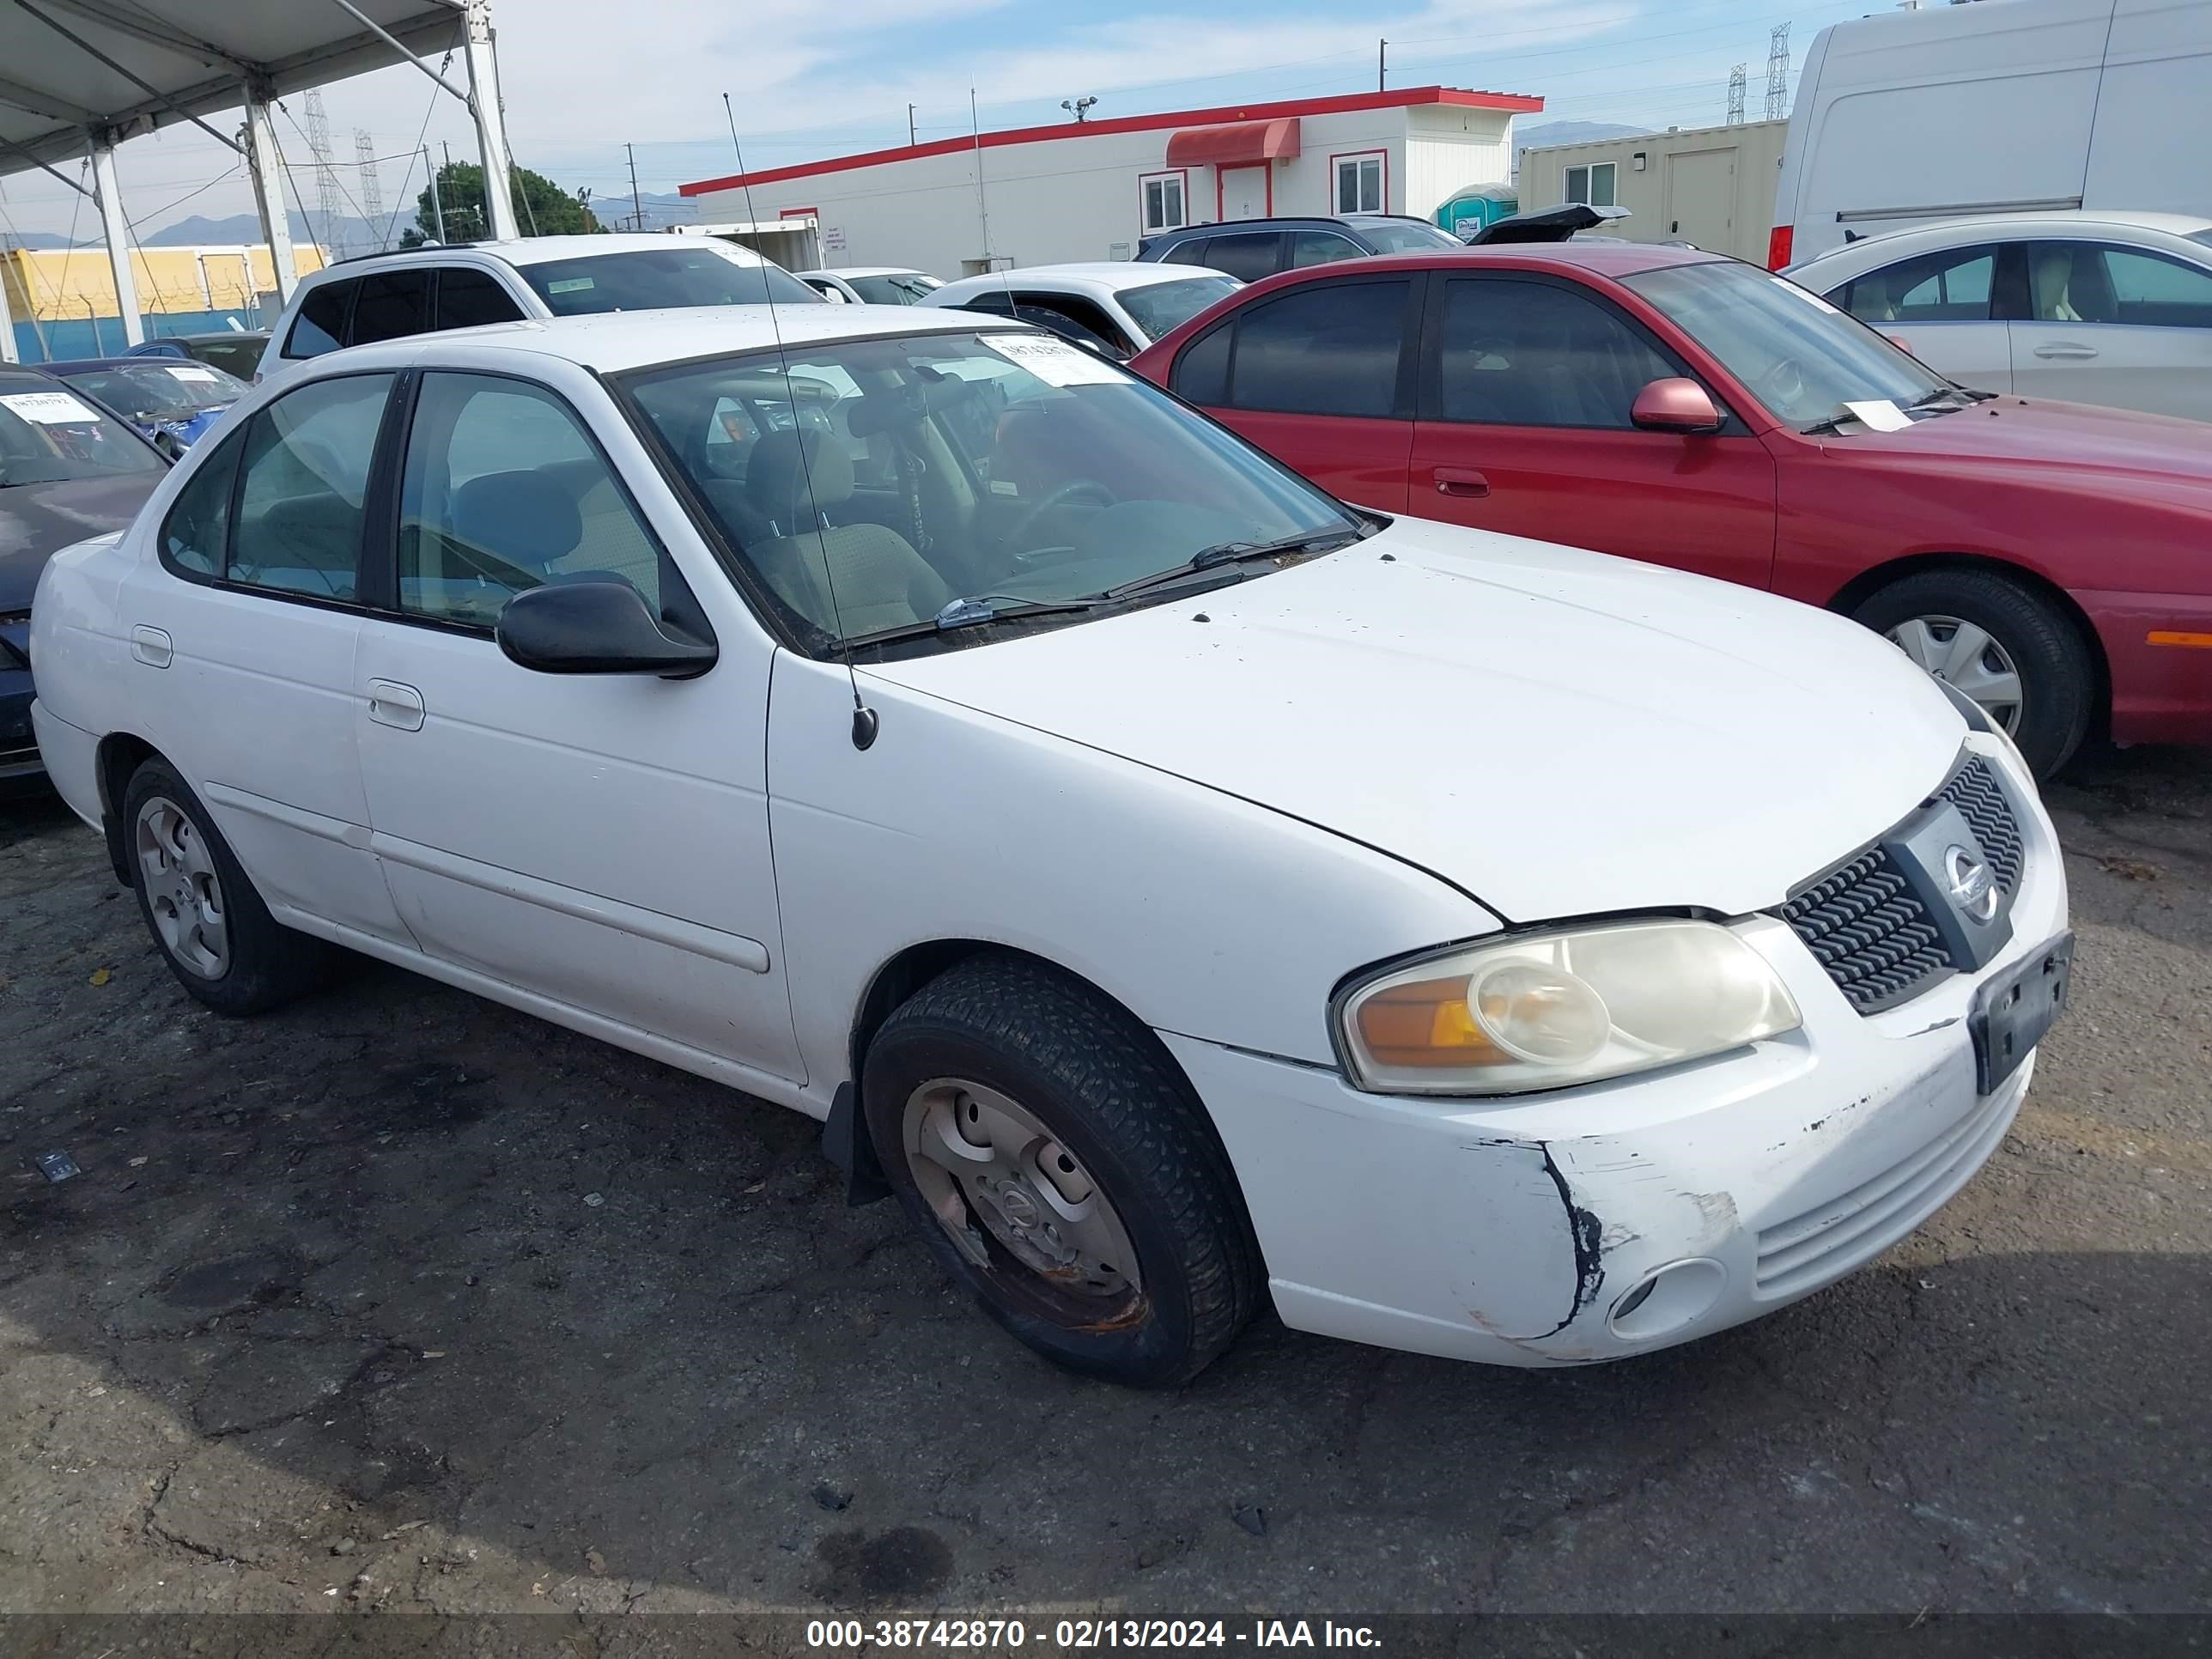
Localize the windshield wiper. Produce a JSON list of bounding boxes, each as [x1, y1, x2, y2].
[[834, 592, 1109, 652], [1107, 526, 1368, 600], [1905, 386, 1986, 416]]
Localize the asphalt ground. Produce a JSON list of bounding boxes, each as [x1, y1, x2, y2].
[[2, 744, 2206, 1629]]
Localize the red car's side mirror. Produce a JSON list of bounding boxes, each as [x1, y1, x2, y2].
[[1631, 377, 1726, 434]]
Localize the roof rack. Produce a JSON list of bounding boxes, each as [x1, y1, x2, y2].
[[331, 240, 481, 265]]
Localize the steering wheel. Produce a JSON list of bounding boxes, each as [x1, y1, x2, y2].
[[1000, 479, 1114, 557], [1763, 356, 1810, 411]]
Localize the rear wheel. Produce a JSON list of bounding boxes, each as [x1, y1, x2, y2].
[[862, 955, 1261, 1388], [1851, 568, 2094, 776], [123, 758, 331, 1015]]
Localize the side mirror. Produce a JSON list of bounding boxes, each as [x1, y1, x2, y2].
[[496, 581, 718, 679], [1631, 376, 1726, 434]]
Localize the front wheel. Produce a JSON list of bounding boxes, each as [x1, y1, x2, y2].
[[1851, 569, 2095, 777], [862, 955, 1261, 1387]]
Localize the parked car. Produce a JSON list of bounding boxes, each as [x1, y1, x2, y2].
[[45, 356, 247, 456], [1131, 243, 2212, 775], [255, 234, 821, 382], [1772, 0, 2212, 266], [32, 306, 2069, 1383], [1785, 210, 2212, 421], [127, 331, 270, 380], [1136, 214, 1462, 281], [922, 263, 1241, 357], [0, 367, 167, 791], [797, 267, 944, 305]]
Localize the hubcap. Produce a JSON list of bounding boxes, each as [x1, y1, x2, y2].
[[135, 795, 228, 978], [1886, 614, 2025, 734], [901, 1078, 1140, 1316]]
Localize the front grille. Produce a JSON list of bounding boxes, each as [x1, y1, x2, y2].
[[1777, 755, 2027, 1014], [1938, 757, 2022, 893]]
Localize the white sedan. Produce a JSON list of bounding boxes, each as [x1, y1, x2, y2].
[[922, 262, 1240, 357], [795, 267, 943, 306], [1787, 210, 2212, 421], [30, 305, 2070, 1385]]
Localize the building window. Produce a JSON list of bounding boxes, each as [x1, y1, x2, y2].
[[1563, 162, 1617, 208], [1334, 153, 1385, 215], [1140, 171, 1188, 235]]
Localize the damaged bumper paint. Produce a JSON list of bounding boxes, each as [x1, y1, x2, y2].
[[1159, 774, 2068, 1368]]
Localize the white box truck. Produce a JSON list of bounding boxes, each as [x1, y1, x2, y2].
[[1770, 0, 2212, 267]]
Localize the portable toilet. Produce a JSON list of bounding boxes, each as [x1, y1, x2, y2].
[[1437, 184, 1518, 240]]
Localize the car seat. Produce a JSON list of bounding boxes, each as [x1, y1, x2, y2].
[[743, 430, 951, 636]]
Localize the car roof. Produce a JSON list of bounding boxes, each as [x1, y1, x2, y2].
[[1346, 241, 1728, 277], [318, 303, 1006, 376], [932, 264, 1232, 301], [1790, 210, 2212, 274], [43, 356, 156, 372], [799, 266, 928, 279], [307, 234, 768, 282]]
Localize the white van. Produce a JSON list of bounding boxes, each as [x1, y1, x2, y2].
[[1771, 0, 2212, 267]]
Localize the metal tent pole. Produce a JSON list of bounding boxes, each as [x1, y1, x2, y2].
[[88, 132, 143, 347], [242, 83, 301, 305], [462, 0, 520, 239]]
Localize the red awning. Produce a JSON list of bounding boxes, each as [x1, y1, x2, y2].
[[1165, 117, 1302, 168]]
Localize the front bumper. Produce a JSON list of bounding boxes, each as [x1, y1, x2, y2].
[[1, 665, 43, 792], [1166, 736, 2069, 1367]]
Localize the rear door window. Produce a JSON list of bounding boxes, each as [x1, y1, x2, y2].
[[227, 374, 394, 600], [1202, 233, 1285, 283], [1840, 246, 1998, 323], [285, 280, 356, 359], [1219, 278, 1412, 418], [1161, 237, 1213, 267], [349, 269, 432, 345]]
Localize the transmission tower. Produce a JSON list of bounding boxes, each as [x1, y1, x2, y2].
[[1727, 64, 1747, 125], [354, 129, 384, 248], [1765, 22, 1791, 121], [304, 90, 345, 257]]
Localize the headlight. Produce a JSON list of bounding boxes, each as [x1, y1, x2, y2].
[[1337, 919, 1802, 1096]]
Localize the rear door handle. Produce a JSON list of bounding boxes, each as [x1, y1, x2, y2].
[[2033, 342, 2098, 360], [366, 678, 425, 732], [130, 625, 172, 668], [1433, 467, 1490, 499]]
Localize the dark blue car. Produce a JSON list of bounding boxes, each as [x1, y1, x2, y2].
[[44, 356, 247, 459]]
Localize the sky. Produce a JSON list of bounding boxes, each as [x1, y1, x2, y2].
[[0, 0, 1887, 246]]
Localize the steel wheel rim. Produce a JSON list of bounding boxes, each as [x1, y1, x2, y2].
[[135, 795, 228, 978], [1886, 613, 2026, 734], [902, 1076, 1142, 1321]]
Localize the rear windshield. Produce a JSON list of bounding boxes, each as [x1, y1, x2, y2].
[[1356, 221, 1461, 253], [520, 248, 822, 314], [59, 362, 244, 421], [848, 273, 941, 304], [1115, 276, 1240, 340], [0, 373, 162, 483]]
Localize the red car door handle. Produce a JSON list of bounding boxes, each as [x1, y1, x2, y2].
[[1433, 467, 1490, 498]]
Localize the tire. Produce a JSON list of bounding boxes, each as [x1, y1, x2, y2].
[[1851, 568, 2095, 778], [861, 954, 1261, 1388], [121, 757, 332, 1016]]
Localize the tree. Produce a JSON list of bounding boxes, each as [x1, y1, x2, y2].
[[410, 160, 599, 242]]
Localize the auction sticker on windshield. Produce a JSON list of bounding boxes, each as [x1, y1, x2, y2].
[[168, 366, 222, 384], [1, 390, 102, 424], [982, 334, 1123, 386]]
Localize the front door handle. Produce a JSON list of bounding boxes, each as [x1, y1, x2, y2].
[[2033, 342, 2098, 360], [130, 625, 172, 668], [1433, 467, 1491, 499], [366, 678, 426, 732]]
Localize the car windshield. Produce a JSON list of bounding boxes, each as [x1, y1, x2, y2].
[[179, 337, 266, 377], [848, 273, 941, 305], [623, 329, 1358, 653], [0, 373, 162, 485], [520, 248, 822, 314], [1621, 260, 1949, 429], [1357, 221, 1461, 253], [1115, 275, 1239, 340], [60, 362, 243, 421]]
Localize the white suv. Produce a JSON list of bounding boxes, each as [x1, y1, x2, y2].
[[254, 233, 820, 382]]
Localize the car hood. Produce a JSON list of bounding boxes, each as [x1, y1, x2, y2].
[[1833, 396, 2212, 503], [0, 472, 159, 611], [866, 517, 1966, 922]]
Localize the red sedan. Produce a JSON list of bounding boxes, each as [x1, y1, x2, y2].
[[1129, 244, 2212, 775]]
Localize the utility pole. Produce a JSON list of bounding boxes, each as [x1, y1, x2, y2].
[[354, 128, 383, 246], [1727, 63, 1747, 125], [1765, 22, 1791, 121], [1378, 38, 1388, 93], [907, 103, 917, 146], [423, 143, 446, 240], [626, 141, 642, 231]]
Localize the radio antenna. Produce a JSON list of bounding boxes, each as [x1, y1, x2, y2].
[[973, 85, 1015, 310], [722, 91, 877, 750]]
